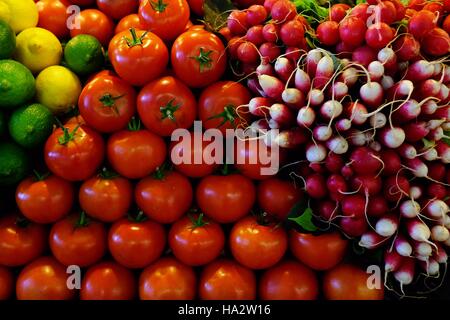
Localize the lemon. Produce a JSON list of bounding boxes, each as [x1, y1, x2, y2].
[[14, 27, 63, 74], [36, 66, 82, 114], [0, 0, 38, 34]]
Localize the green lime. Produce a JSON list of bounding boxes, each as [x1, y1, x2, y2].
[[0, 60, 35, 110], [0, 142, 30, 186], [0, 111, 5, 136], [0, 19, 15, 59], [9, 103, 54, 148], [64, 34, 104, 76]]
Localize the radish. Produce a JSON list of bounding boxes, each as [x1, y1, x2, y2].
[[326, 136, 349, 154], [256, 62, 275, 76], [280, 19, 305, 47], [341, 194, 366, 219], [387, 80, 414, 99], [375, 215, 399, 237], [359, 82, 384, 108], [249, 119, 270, 133], [359, 231, 386, 249], [434, 245, 448, 264], [409, 185, 423, 200], [339, 67, 359, 87], [379, 127, 405, 148], [326, 174, 348, 194], [306, 49, 323, 77], [336, 119, 351, 132], [305, 173, 327, 199], [400, 200, 420, 218], [247, 78, 266, 97], [418, 79, 441, 99], [281, 88, 304, 108], [395, 235, 413, 257], [370, 140, 382, 152], [424, 199, 449, 219], [274, 57, 295, 81], [329, 82, 349, 100], [368, 61, 385, 81], [436, 141, 450, 163], [341, 164, 354, 179], [381, 75, 394, 90], [285, 47, 302, 63], [246, 5, 267, 26], [405, 60, 435, 81], [262, 23, 280, 43], [385, 250, 404, 273], [246, 26, 265, 46], [413, 241, 433, 257], [320, 100, 343, 119], [392, 100, 421, 123], [383, 175, 410, 202], [365, 23, 395, 50], [423, 148, 439, 161], [380, 150, 402, 176], [313, 55, 335, 89], [294, 68, 311, 93], [421, 100, 438, 115], [427, 183, 447, 199], [249, 97, 271, 117], [271, 128, 307, 149], [346, 102, 368, 125], [369, 113, 387, 129], [431, 225, 450, 242], [348, 129, 371, 146], [270, 0, 297, 23], [393, 34, 420, 62], [313, 125, 332, 141], [340, 217, 368, 237], [339, 17, 367, 47], [351, 175, 382, 196], [297, 107, 316, 127], [349, 147, 382, 175], [259, 42, 282, 63], [404, 122, 430, 142], [394, 258, 415, 288], [404, 158, 429, 178], [306, 143, 327, 163], [317, 20, 340, 46], [307, 89, 324, 106], [259, 74, 284, 99], [427, 127, 444, 141], [352, 45, 377, 67], [227, 10, 249, 35], [377, 47, 397, 69], [325, 152, 344, 173], [317, 200, 339, 221], [407, 220, 433, 243], [368, 196, 389, 217]]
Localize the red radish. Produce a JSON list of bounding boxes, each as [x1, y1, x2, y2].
[[359, 231, 386, 249], [347, 129, 371, 146], [359, 82, 384, 108], [368, 61, 384, 82], [433, 245, 448, 264], [329, 82, 348, 100], [404, 122, 430, 142], [306, 143, 327, 163], [428, 162, 446, 181], [385, 250, 404, 273], [368, 196, 389, 217], [381, 75, 394, 90], [349, 147, 382, 175], [270, 0, 297, 23], [365, 23, 395, 49], [228, 37, 245, 59], [379, 127, 405, 149], [325, 152, 344, 173], [313, 55, 335, 89], [330, 3, 351, 22], [271, 128, 307, 149], [341, 164, 354, 179], [346, 102, 368, 125], [305, 173, 327, 199], [437, 85, 449, 102], [369, 112, 387, 129], [394, 258, 415, 288], [327, 174, 347, 194], [376, 0, 397, 24], [393, 34, 420, 62], [339, 67, 359, 87], [375, 215, 398, 237], [339, 17, 367, 47], [256, 62, 275, 76], [237, 42, 260, 64], [369, 141, 382, 152], [405, 60, 435, 82], [246, 5, 267, 26], [306, 49, 323, 77], [350, 3, 370, 20], [421, 27, 450, 57], [335, 41, 356, 58], [309, 162, 326, 174], [352, 45, 377, 67], [268, 118, 280, 129], [262, 23, 280, 43], [422, 148, 439, 161], [413, 241, 432, 257], [297, 107, 315, 128], [398, 144, 417, 160], [336, 119, 351, 132], [227, 10, 249, 35], [285, 47, 302, 62], [274, 57, 294, 81], [280, 19, 305, 47], [341, 194, 366, 219], [269, 103, 294, 126], [435, 141, 450, 163], [377, 47, 397, 69], [317, 21, 340, 46], [317, 200, 339, 221], [395, 235, 413, 257], [320, 100, 343, 119], [340, 217, 368, 237], [307, 89, 324, 107], [418, 79, 441, 99], [383, 175, 410, 202], [326, 136, 349, 155], [249, 119, 270, 132], [313, 125, 332, 141], [259, 42, 281, 63], [263, 0, 277, 12], [419, 259, 440, 276], [421, 100, 438, 115], [427, 183, 447, 199], [424, 199, 449, 219], [247, 78, 266, 97], [351, 175, 382, 196], [392, 100, 421, 123], [407, 220, 433, 243], [393, 0, 406, 20], [246, 25, 265, 46], [431, 225, 450, 242], [282, 88, 304, 108], [258, 74, 284, 99], [400, 199, 420, 218], [294, 69, 311, 93], [408, 10, 437, 39], [409, 185, 423, 200], [379, 150, 401, 176]]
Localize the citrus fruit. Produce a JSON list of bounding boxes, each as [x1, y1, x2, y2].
[[0, 19, 15, 59], [0, 60, 35, 110], [0, 0, 38, 34], [0, 142, 30, 186], [0, 2, 11, 24], [64, 34, 104, 76]]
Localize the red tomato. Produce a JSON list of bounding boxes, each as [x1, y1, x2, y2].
[[290, 231, 349, 271], [78, 72, 136, 133], [65, 114, 86, 126], [171, 29, 227, 88], [81, 262, 136, 300], [135, 170, 193, 224], [323, 264, 384, 300], [79, 172, 132, 223], [259, 260, 319, 300], [97, 0, 139, 20], [139, 257, 196, 300], [257, 178, 302, 220], [196, 173, 256, 223], [187, 0, 204, 16], [109, 29, 169, 86], [198, 81, 251, 133], [16, 257, 75, 300], [230, 215, 287, 270], [138, 0, 190, 41], [0, 215, 46, 267], [108, 216, 166, 268], [36, 0, 71, 39], [49, 212, 107, 267], [115, 14, 145, 34], [169, 214, 225, 266], [107, 124, 167, 179], [70, 9, 115, 47], [44, 124, 105, 181], [137, 76, 197, 136], [16, 174, 74, 224], [0, 267, 13, 300], [199, 259, 256, 300]]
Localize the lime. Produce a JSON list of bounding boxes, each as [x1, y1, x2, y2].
[[0, 0, 38, 34], [0, 111, 5, 136], [0, 142, 30, 186], [9, 103, 54, 148], [64, 34, 104, 76], [0, 19, 15, 58], [0, 60, 35, 110]]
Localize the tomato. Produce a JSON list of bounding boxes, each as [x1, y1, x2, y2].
[[257, 178, 302, 220], [199, 259, 256, 300], [171, 29, 227, 88], [135, 170, 193, 224], [97, 0, 139, 20], [109, 29, 169, 87], [81, 261, 136, 300], [16, 257, 75, 300], [196, 173, 256, 223], [187, 0, 204, 16], [69, 0, 95, 5], [16, 174, 74, 224], [138, 0, 190, 41], [107, 123, 167, 179], [0, 215, 46, 267], [170, 134, 221, 178], [65, 114, 86, 126], [115, 14, 145, 34], [36, 0, 71, 39], [0, 267, 13, 300], [79, 172, 132, 223], [259, 261, 319, 300], [139, 257, 196, 300], [198, 81, 251, 134], [70, 9, 115, 47], [169, 214, 225, 266], [290, 231, 348, 271], [108, 215, 166, 269], [137, 76, 197, 136], [49, 212, 107, 267], [323, 264, 384, 300], [78, 72, 137, 133], [230, 215, 288, 270]]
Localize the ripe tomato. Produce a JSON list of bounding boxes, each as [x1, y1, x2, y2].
[[97, 0, 139, 20], [187, 0, 204, 16], [79, 171, 132, 223], [137, 76, 197, 136], [171, 29, 227, 88], [139, 257, 196, 300], [108, 215, 166, 268], [259, 260, 319, 300], [323, 264, 384, 300], [0, 215, 46, 267], [78, 72, 137, 133], [36, 0, 71, 39], [199, 259, 256, 300], [138, 0, 190, 41], [115, 14, 145, 34], [290, 231, 349, 271], [44, 124, 105, 181], [107, 123, 167, 179], [81, 261, 136, 300], [230, 215, 288, 269], [169, 214, 225, 266], [49, 212, 107, 267], [0, 267, 13, 300], [109, 29, 169, 87], [16, 257, 75, 300], [198, 81, 251, 133], [257, 178, 302, 220], [16, 174, 74, 224], [135, 170, 193, 224], [70, 9, 115, 47], [196, 173, 256, 223]]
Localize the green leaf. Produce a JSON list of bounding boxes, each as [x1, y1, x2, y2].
[[422, 138, 436, 150], [203, 0, 234, 32], [443, 131, 450, 146], [288, 207, 318, 232]]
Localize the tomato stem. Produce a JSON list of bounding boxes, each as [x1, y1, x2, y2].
[[153, 163, 169, 180], [125, 28, 148, 47], [15, 216, 30, 228], [150, 0, 168, 12], [99, 167, 119, 180], [33, 170, 50, 182], [206, 104, 237, 128], [75, 211, 90, 228], [188, 213, 209, 229], [128, 210, 148, 223], [58, 125, 80, 145], [99, 93, 125, 116], [191, 47, 214, 73], [127, 117, 141, 131], [160, 99, 181, 122]]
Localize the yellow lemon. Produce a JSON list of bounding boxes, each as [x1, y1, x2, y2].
[[0, 0, 38, 34], [36, 66, 82, 115]]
